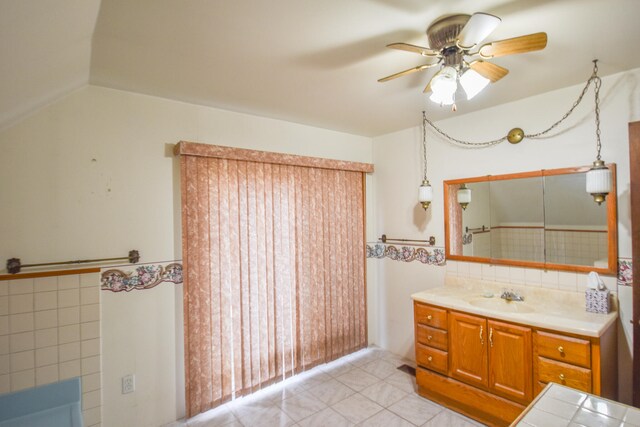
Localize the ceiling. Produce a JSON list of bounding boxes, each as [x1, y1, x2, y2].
[[2, 0, 640, 137]]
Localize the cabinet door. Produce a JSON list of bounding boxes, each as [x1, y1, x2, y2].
[[488, 320, 533, 404], [449, 311, 488, 390]]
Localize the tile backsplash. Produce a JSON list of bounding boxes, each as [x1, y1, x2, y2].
[[445, 260, 618, 293], [0, 273, 101, 427]]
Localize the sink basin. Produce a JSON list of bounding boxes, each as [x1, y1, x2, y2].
[[468, 298, 535, 313]]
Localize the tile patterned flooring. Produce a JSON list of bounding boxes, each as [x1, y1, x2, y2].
[[167, 347, 485, 427]]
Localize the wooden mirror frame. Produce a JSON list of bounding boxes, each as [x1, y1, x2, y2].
[[444, 164, 618, 275]]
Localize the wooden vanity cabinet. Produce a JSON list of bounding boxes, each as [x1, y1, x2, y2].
[[534, 330, 594, 394], [449, 312, 533, 404], [449, 311, 488, 389], [414, 303, 449, 375], [487, 319, 533, 404], [413, 301, 616, 427]]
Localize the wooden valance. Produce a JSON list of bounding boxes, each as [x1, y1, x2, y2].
[[174, 141, 374, 173]]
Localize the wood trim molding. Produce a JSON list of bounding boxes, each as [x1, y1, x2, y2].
[[0, 267, 100, 281], [629, 121, 640, 407], [174, 141, 374, 173]]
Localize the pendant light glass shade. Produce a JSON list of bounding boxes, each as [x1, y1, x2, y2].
[[457, 184, 471, 210], [459, 69, 490, 100], [429, 91, 455, 106], [586, 160, 611, 205], [419, 179, 433, 210], [430, 66, 458, 105]]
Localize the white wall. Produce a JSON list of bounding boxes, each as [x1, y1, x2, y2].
[[0, 85, 375, 426], [373, 68, 639, 403]]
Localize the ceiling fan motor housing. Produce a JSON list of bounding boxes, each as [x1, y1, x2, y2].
[[427, 14, 471, 51]]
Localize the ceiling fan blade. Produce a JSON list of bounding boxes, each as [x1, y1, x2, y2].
[[423, 75, 435, 93], [387, 42, 440, 57], [469, 60, 509, 82], [457, 12, 501, 49], [378, 63, 438, 82], [479, 32, 547, 58]]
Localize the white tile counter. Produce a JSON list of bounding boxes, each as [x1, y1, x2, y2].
[[512, 383, 640, 427]]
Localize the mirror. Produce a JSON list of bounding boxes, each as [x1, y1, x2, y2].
[[490, 176, 545, 264], [544, 173, 609, 268], [445, 165, 617, 274]]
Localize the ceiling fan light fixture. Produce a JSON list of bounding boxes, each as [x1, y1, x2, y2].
[[459, 68, 490, 100], [429, 91, 455, 106], [430, 66, 458, 105]]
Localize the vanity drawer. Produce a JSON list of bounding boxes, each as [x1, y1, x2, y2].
[[416, 324, 448, 350], [416, 343, 448, 375], [536, 357, 592, 393], [535, 331, 591, 368], [415, 302, 447, 330]]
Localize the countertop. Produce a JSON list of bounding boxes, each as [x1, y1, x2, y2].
[[512, 383, 640, 427], [410, 276, 618, 337]]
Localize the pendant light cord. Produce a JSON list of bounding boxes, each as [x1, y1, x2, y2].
[[422, 60, 603, 148]]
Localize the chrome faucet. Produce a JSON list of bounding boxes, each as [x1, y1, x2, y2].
[[500, 289, 525, 302]]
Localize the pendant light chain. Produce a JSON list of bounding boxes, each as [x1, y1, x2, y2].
[[593, 60, 603, 160], [422, 61, 602, 147], [526, 60, 600, 140], [423, 112, 506, 149], [422, 111, 428, 180]]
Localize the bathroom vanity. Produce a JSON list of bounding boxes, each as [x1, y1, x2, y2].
[[411, 281, 618, 427]]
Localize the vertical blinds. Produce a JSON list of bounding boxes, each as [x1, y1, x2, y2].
[[179, 143, 370, 417]]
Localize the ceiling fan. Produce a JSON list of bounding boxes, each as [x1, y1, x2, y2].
[[379, 13, 547, 109]]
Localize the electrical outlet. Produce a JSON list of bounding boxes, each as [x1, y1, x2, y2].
[[122, 374, 135, 394]]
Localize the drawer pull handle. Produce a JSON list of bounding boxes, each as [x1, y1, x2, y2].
[[427, 356, 433, 362], [558, 346, 564, 354], [480, 325, 484, 345], [489, 327, 494, 348], [427, 335, 433, 341], [427, 315, 433, 321], [559, 374, 566, 381]]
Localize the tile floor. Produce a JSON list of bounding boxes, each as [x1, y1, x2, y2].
[[167, 346, 485, 427]]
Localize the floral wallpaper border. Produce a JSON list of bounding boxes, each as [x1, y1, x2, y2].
[[618, 259, 632, 287], [99, 257, 629, 289], [366, 243, 445, 266], [101, 262, 183, 292]]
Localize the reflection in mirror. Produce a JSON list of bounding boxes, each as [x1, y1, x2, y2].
[[489, 177, 544, 262], [461, 182, 490, 258], [544, 172, 608, 267]]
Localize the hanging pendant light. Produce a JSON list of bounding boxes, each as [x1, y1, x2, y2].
[[418, 111, 433, 210], [457, 184, 471, 210], [419, 179, 433, 210], [585, 60, 612, 205]]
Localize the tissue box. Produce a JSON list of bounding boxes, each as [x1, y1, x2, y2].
[[585, 288, 610, 314]]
